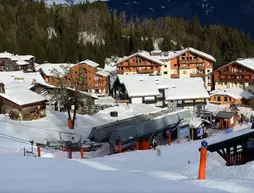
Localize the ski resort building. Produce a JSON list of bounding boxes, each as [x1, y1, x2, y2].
[[113, 74, 209, 110], [209, 88, 254, 106], [114, 48, 215, 91], [37, 60, 110, 95], [210, 58, 254, 91], [0, 52, 35, 72], [115, 51, 163, 75]]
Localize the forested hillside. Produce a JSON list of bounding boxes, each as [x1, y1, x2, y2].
[[0, 0, 253, 68]]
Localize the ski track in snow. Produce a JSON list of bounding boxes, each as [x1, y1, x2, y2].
[[74, 159, 118, 171], [74, 158, 254, 192]]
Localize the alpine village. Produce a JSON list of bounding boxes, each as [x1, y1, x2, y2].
[[2, 1, 254, 192]]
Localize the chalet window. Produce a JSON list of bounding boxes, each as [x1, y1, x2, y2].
[[174, 64, 177, 67], [164, 65, 167, 68], [207, 70, 210, 73], [183, 71, 187, 74], [181, 57, 185, 60], [224, 97, 228, 102], [164, 71, 168, 74], [193, 56, 198, 59], [217, 96, 221, 101]]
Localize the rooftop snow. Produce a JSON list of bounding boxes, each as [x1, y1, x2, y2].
[[0, 84, 46, 106], [16, 60, 29, 66], [0, 51, 34, 61], [210, 88, 254, 100], [118, 75, 209, 99], [36, 63, 75, 77], [79, 59, 100, 68], [236, 58, 254, 71], [115, 51, 164, 66], [0, 71, 46, 85], [96, 70, 110, 77]]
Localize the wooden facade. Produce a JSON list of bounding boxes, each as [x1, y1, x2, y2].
[[116, 54, 162, 75], [42, 63, 109, 95], [210, 95, 248, 106], [0, 57, 35, 71], [213, 61, 254, 90]]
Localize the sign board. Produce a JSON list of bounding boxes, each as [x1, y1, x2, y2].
[[180, 126, 189, 138], [197, 127, 203, 137], [201, 140, 208, 148]]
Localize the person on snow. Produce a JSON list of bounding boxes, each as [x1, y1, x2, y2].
[[156, 146, 161, 156], [152, 138, 158, 150]]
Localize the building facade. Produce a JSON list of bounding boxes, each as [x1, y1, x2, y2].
[[0, 52, 35, 71], [150, 47, 216, 91], [115, 52, 163, 75], [211, 59, 254, 91], [37, 60, 110, 95]]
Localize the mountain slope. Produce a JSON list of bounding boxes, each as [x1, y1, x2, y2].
[[107, 0, 254, 37]]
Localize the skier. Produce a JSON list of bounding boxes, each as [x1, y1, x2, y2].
[[156, 146, 161, 156], [152, 138, 158, 150]]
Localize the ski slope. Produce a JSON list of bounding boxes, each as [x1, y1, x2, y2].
[[1, 128, 254, 192]]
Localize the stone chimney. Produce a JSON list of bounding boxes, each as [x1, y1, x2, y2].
[[0, 83, 5, 93]]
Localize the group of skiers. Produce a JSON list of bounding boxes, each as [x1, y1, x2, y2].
[[237, 113, 254, 124]]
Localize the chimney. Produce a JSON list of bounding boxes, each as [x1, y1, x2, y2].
[[0, 83, 5, 93]]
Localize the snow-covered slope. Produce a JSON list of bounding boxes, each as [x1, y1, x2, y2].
[[1, 130, 254, 192]]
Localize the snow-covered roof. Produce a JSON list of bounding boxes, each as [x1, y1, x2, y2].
[[151, 47, 216, 62], [118, 75, 209, 99], [96, 70, 110, 77], [36, 63, 75, 77], [210, 88, 254, 100], [236, 58, 254, 71], [0, 52, 34, 61], [0, 71, 46, 85], [16, 60, 29, 66], [79, 59, 100, 68], [115, 51, 164, 66], [0, 84, 46, 106]]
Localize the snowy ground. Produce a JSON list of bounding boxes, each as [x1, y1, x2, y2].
[[1, 126, 254, 192], [0, 103, 161, 148]]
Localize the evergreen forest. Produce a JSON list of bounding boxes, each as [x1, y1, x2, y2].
[[0, 0, 253, 68]]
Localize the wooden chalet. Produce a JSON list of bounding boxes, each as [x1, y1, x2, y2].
[[210, 58, 254, 91], [115, 51, 164, 75]]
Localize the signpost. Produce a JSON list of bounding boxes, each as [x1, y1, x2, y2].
[[198, 140, 208, 180]]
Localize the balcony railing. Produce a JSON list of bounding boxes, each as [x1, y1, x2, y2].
[[179, 59, 201, 64], [221, 71, 253, 76], [117, 69, 124, 74], [137, 68, 154, 74], [190, 73, 205, 77], [171, 74, 179, 78]]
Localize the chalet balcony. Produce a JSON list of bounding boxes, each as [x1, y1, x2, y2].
[[137, 68, 154, 74], [117, 69, 124, 74], [179, 65, 190, 69], [221, 71, 253, 76], [190, 73, 205, 77], [171, 74, 179, 78], [179, 60, 201, 64]]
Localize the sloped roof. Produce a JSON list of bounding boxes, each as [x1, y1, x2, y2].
[[35, 63, 75, 77], [117, 75, 209, 100], [115, 51, 164, 66], [0, 83, 46, 106], [210, 88, 254, 100], [79, 59, 100, 68], [0, 52, 34, 61], [150, 47, 216, 62], [96, 70, 110, 77], [215, 111, 234, 119], [0, 71, 46, 85]]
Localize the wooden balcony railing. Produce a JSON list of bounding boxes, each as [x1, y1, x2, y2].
[[190, 73, 205, 77], [179, 60, 201, 64], [137, 68, 154, 74], [117, 69, 124, 74], [171, 74, 179, 78], [221, 71, 253, 76]]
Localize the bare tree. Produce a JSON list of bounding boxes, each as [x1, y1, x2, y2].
[[51, 64, 88, 129]]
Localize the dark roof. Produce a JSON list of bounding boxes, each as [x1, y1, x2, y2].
[[109, 109, 191, 145], [206, 130, 254, 152], [215, 111, 234, 119], [88, 110, 171, 143]]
